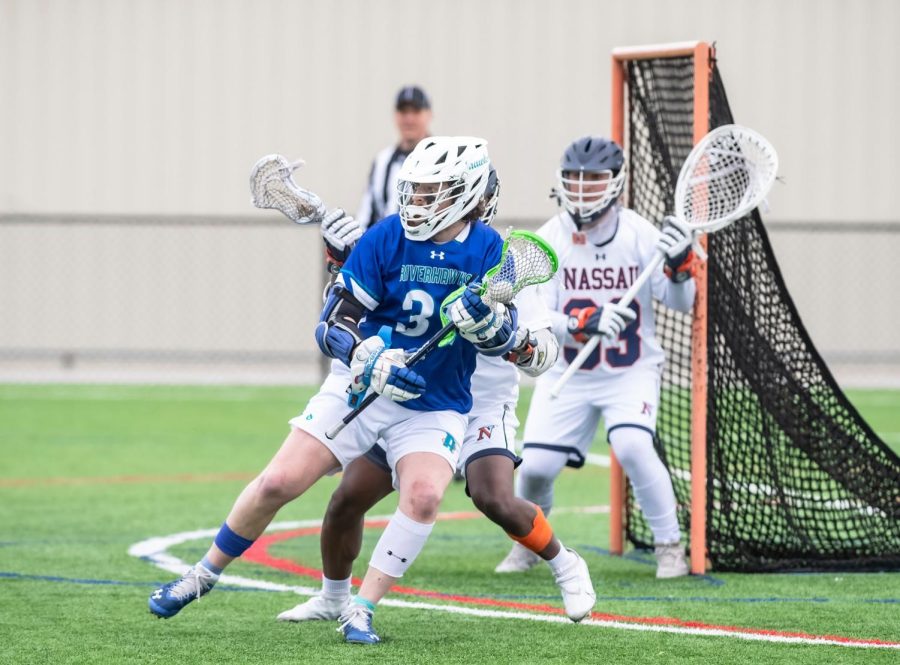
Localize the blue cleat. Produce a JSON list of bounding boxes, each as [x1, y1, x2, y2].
[[148, 565, 219, 618], [337, 604, 381, 644]]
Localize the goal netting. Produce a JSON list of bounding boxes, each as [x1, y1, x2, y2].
[[623, 55, 900, 572]]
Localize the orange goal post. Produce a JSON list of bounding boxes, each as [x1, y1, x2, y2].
[[609, 41, 713, 575]]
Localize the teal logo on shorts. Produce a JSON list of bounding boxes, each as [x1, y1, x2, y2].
[[305, 413, 314, 421], [442, 433, 457, 453]]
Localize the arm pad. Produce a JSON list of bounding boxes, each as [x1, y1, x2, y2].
[[314, 283, 365, 366]]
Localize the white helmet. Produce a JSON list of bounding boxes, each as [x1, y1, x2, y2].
[[396, 136, 491, 240]]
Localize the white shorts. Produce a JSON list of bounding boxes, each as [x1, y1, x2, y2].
[[457, 401, 520, 476], [365, 399, 520, 478], [522, 368, 661, 468], [289, 366, 467, 481]]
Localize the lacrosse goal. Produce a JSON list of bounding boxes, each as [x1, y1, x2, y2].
[[609, 41, 900, 573]]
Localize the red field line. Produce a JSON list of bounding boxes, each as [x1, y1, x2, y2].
[[242, 514, 900, 649], [0, 471, 256, 488]]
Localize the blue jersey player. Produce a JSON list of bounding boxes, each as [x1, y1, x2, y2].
[[147, 136, 518, 645]]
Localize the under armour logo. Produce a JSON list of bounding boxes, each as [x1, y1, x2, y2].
[[595, 253, 606, 261], [477, 425, 495, 441], [152, 589, 163, 600], [387, 549, 408, 563], [430, 251, 445, 260]]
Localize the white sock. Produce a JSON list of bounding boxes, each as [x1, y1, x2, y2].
[[321, 575, 351, 600], [368, 508, 433, 578], [546, 544, 577, 575], [609, 427, 682, 544]]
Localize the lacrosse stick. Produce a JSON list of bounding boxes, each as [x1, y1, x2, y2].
[[325, 229, 559, 440], [550, 123, 779, 398], [249, 154, 327, 224]]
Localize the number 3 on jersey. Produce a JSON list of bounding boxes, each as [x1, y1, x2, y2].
[[395, 289, 434, 337], [562, 297, 641, 370]]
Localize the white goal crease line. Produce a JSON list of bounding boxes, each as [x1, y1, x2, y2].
[[129, 508, 896, 650]]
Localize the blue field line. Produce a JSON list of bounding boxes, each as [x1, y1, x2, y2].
[[0, 571, 264, 593], [3, 570, 896, 605]]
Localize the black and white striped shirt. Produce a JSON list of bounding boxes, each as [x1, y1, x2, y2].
[[355, 144, 411, 229]]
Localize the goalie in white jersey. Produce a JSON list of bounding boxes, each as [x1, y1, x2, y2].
[[496, 136, 699, 579]]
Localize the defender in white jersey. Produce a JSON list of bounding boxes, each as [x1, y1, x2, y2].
[[278, 168, 596, 627], [496, 136, 700, 579]]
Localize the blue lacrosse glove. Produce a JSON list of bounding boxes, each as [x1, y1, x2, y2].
[[348, 335, 426, 404], [448, 285, 518, 356]]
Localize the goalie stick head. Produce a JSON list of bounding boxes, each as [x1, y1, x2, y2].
[[396, 136, 491, 241], [674, 124, 779, 232], [554, 136, 626, 227], [249, 154, 326, 225]]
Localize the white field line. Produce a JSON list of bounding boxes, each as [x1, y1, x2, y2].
[[129, 508, 897, 650]]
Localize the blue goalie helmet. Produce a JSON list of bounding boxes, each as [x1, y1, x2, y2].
[[555, 136, 626, 226]]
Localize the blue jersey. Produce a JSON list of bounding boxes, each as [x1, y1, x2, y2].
[[338, 215, 503, 413]]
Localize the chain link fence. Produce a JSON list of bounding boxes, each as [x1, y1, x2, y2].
[[1, 215, 898, 386]]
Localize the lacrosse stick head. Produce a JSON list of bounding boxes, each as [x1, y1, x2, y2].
[[249, 154, 326, 224], [437, 230, 558, 345], [480, 229, 559, 306], [674, 124, 779, 233]]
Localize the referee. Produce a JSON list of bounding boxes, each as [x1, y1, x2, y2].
[[355, 85, 433, 229]]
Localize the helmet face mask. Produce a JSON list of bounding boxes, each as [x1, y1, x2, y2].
[[555, 136, 626, 225], [397, 136, 490, 240]]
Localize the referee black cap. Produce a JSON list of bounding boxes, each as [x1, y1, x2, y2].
[[395, 85, 430, 110]]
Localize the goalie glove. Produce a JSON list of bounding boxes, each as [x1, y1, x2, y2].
[[448, 284, 518, 356], [568, 302, 636, 341], [506, 327, 559, 377], [321, 208, 363, 274], [657, 215, 700, 283], [349, 336, 425, 403]]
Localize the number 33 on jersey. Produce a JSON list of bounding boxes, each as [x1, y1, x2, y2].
[[538, 208, 695, 377]]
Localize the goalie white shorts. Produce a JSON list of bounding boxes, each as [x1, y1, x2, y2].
[[522, 368, 661, 468], [290, 365, 466, 478]]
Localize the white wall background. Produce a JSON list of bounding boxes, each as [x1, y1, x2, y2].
[[2, 0, 898, 383]]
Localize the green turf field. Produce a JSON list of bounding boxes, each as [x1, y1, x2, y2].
[[1, 384, 898, 664]]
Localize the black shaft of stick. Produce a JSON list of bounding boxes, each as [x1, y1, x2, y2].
[[325, 320, 456, 439]]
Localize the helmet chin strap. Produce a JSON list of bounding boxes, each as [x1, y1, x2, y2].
[[567, 198, 620, 230]]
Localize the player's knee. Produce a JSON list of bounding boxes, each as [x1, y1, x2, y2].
[[253, 469, 300, 507], [608, 427, 657, 471], [403, 480, 443, 522], [517, 461, 557, 489], [469, 486, 511, 523], [325, 485, 366, 525]]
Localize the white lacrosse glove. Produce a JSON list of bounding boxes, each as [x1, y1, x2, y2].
[[595, 302, 637, 339], [322, 208, 363, 272], [448, 285, 507, 345], [349, 336, 425, 403], [657, 215, 701, 283], [506, 327, 559, 377]]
